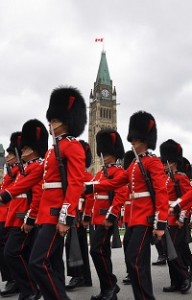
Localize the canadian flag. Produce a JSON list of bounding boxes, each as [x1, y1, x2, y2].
[[95, 38, 103, 42]]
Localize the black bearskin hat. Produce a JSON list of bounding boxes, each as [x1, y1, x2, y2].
[[96, 129, 125, 159], [127, 111, 157, 150], [46, 86, 87, 137], [160, 139, 183, 164], [6, 131, 22, 155], [123, 150, 135, 170], [178, 157, 192, 179], [79, 140, 92, 168], [21, 119, 48, 158]]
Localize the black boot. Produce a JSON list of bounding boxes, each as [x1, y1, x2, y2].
[[101, 285, 120, 300], [122, 274, 131, 285], [66, 277, 91, 290], [90, 292, 103, 300], [152, 255, 166, 266], [0, 280, 19, 297], [18, 289, 41, 300], [163, 285, 179, 292], [91, 285, 120, 300], [180, 278, 191, 294]]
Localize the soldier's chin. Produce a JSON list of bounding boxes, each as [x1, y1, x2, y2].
[[6, 156, 15, 163], [21, 151, 34, 159]]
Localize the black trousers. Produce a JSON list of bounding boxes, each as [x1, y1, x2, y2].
[[125, 225, 156, 300], [179, 222, 192, 271], [90, 225, 116, 292], [167, 226, 189, 286], [65, 224, 92, 282], [0, 222, 13, 282], [4, 226, 38, 297], [29, 224, 69, 300], [182, 242, 192, 272]]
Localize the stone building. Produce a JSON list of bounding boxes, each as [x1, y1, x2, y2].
[[88, 51, 117, 175]]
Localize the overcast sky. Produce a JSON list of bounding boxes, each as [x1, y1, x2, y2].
[[1, 0, 192, 162]]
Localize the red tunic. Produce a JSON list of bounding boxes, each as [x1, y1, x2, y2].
[[85, 165, 127, 225], [176, 184, 192, 212], [94, 154, 168, 229], [166, 172, 191, 226], [0, 165, 19, 222], [36, 136, 85, 225], [0, 159, 44, 227]]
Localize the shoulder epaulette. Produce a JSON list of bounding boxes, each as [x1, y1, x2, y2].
[[147, 151, 156, 157], [106, 163, 123, 169], [139, 151, 155, 158], [176, 171, 187, 176], [66, 136, 76, 142]]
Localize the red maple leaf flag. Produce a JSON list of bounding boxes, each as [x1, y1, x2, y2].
[[95, 38, 104, 42]]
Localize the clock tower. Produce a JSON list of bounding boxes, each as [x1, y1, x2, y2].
[[88, 51, 117, 175]]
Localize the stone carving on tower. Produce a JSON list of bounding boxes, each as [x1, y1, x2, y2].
[[88, 51, 117, 175]]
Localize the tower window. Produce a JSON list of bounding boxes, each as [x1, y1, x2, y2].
[[100, 108, 112, 119]]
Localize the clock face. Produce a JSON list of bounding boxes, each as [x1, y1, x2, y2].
[[101, 89, 109, 98]]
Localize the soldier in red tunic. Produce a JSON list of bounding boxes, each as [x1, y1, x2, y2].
[[29, 86, 87, 300], [85, 111, 169, 300], [85, 128, 127, 300], [160, 140, 191, 293], [170, 155, 192, 215], [177, 157, 192, 280], [0, 119, 48, 300], [0, 132, 21, 297], [169, 159, 192, 282]]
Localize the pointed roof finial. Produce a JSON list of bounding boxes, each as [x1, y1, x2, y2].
[[95, 51, 111, 86], [113, 86, 116, 96], [89, 89, 93, 99]]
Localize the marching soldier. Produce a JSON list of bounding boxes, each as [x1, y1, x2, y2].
[[85, 111, 169, 300], [169, 155, 192, 282], [160, 139, 191, 293], [0, 132, 21, 297], [29, 86, 87, 300], [178, 156, 192, 280], [0, 119, 48, 300], [170, 156, 192, 215], [85, 128, 127, 300], [66, 140, 93, 290]]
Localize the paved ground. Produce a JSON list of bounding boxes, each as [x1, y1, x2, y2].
[[0, 243, 191, 300]]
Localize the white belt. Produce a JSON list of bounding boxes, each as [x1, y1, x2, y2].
[[42, 182, 62, 189], [16, 194, 27, 198], [94, 194, 109, 200], [129, 192, 150, 199], [169, 200, 175, 205], [125, 201, 131, 205], [85, 181, 99, 185]]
